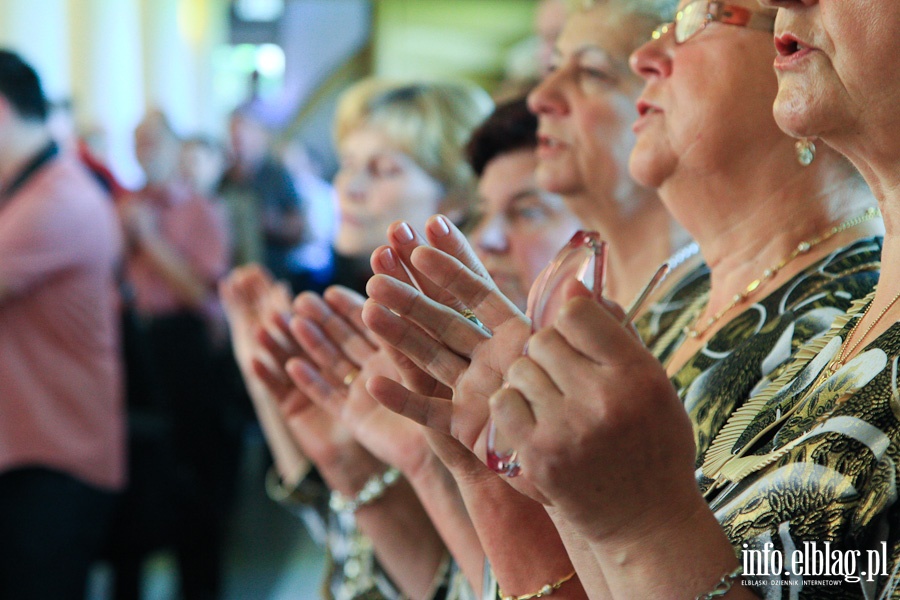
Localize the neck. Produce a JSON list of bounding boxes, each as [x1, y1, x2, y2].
[[661, 148, 881, 321], [841, 151, 900, 355], [565, 186, 687, 306], [0, 123, 52, 187]]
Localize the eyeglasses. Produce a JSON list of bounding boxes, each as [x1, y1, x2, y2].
[[485, 232, 672, 477], [651, 1, 775, 45], [486, 230, 607, 477]]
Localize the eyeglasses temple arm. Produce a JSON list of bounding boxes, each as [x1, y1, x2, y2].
[[591, 241, 608, 305], [622, 262, 670, 325]]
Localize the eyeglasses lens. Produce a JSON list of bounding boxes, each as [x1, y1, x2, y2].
[[528, 231, 605, 334], [677, 1, 709, 43]]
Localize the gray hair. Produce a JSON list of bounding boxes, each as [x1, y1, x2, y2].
[[568, 0, 678, 22]]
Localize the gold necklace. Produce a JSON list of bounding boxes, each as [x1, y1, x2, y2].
[[825, 286, 900, 376], [684, 207, 880, 340]]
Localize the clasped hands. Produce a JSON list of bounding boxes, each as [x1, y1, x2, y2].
[[364, 215, 703, 540]]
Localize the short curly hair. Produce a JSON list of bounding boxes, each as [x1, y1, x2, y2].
[[465, 97, 537, 178], [334, 78, 493, 216]]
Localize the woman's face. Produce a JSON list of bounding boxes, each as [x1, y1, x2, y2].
[[763, 0, 900, 146], [471, 149, 581, 311], [628, 0, 782, 190], [333, 126, 444, 257], [527, 5, 643, 206]]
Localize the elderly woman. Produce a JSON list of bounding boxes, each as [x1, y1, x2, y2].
[[482, 0, 900, 597], [361, 0, 885, 597], [467, 97, 582, 311], [221, 79, 491, 600]]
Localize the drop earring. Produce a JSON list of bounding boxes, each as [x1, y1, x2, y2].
[[796, 138, 816, 166]]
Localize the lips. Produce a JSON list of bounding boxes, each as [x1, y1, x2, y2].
[[774, 33, 817, 68], [633, 99, 662, 133], [636, 100, 662, 118], [536, 133, 567, 158]]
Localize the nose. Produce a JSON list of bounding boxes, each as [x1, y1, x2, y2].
[[337, 167, 367, 204], [527, 64, 569, 118], [629, 32, 673, 81], [473, 213, 508, 255]]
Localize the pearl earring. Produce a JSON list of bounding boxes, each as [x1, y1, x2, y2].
[[796, 138, 816, 166]]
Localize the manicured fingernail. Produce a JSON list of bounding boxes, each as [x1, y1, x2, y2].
[[432, 215, 451, 237], [379, 247, 397, 271], [395, 222, 413, 243]]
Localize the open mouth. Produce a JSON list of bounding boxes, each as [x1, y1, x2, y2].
[[537, 134, 562, 149], [636, 100, 662, 117], [775, 34, 811, 57]]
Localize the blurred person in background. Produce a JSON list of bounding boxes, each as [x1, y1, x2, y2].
[[467, 96, 582, 311], [111, 109, 235, 600], [220, 79, 492, 599], [180, 135, 229, 200], [219, 103, 307, 286], [0, 49, 125, 600]]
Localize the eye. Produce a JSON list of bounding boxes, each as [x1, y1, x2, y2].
[[370, 156, 402, 178], [508, 200, 550, 223]]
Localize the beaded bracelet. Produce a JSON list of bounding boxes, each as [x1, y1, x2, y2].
[[497, 570, 576, 600], [264, 464, 322, 506], [695, 565, 743, 600], [329, 466, 402, 514]]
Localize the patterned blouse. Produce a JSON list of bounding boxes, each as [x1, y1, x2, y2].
[[703, 292, 900, 598], [635, 237, 883, 471]]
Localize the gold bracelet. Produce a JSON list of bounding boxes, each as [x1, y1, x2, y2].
[[498, 570, 576, 600], [695, 565, 743, 600]]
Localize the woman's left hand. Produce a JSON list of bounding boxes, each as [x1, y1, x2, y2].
[[286, 285, 441, 479], [490, 283, 702, 541]]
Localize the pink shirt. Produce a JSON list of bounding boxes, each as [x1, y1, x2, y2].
[[0, 155, 126, 491], [125, 184, 229, 316]]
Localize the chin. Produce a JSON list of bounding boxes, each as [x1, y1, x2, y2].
[[772, 85, 822, 140], [628, 150, 669, 191], [535, 164, 582, 197]]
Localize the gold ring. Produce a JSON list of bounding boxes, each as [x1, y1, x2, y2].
[[343, 369, 360, 387], [460, 308, 484, 328]]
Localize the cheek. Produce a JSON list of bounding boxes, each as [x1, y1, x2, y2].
[[511, 231, 560, 287], [577, 97, 636, 175]]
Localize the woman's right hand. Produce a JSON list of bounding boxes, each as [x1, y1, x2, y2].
[[362, 216, 532, 461]]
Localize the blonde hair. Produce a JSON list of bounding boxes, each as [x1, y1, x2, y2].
[[334, 78, 493, 220]]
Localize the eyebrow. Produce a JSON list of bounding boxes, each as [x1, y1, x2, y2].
[[507, 188, 545, 205]]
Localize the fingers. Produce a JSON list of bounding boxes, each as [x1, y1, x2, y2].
[[285, 357, 345, 419], [366, 375, 453, 435], [381, 344, 452, 400], [257, 317, 301, 367], [361, 298, 470, 388], [489, 383, 537, 452], [251, 355, 311, 414], [386, 221, 466, 312], [293, 291, 376, 366], [423, 215, 492, 281], [551, 296, 642, 365], [322, 285, 380, 346], [371, 245, 417, 286], [365, 275, 489, 359], [289, 316, 358, 389], [409, 245, 522, 332]]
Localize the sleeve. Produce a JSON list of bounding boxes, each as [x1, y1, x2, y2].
[[0, 193, 86, 298]]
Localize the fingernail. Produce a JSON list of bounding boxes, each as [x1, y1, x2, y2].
[[432, 215, 451, 237], [379, 247, 397, 271], [395, 222, 413, 243]]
